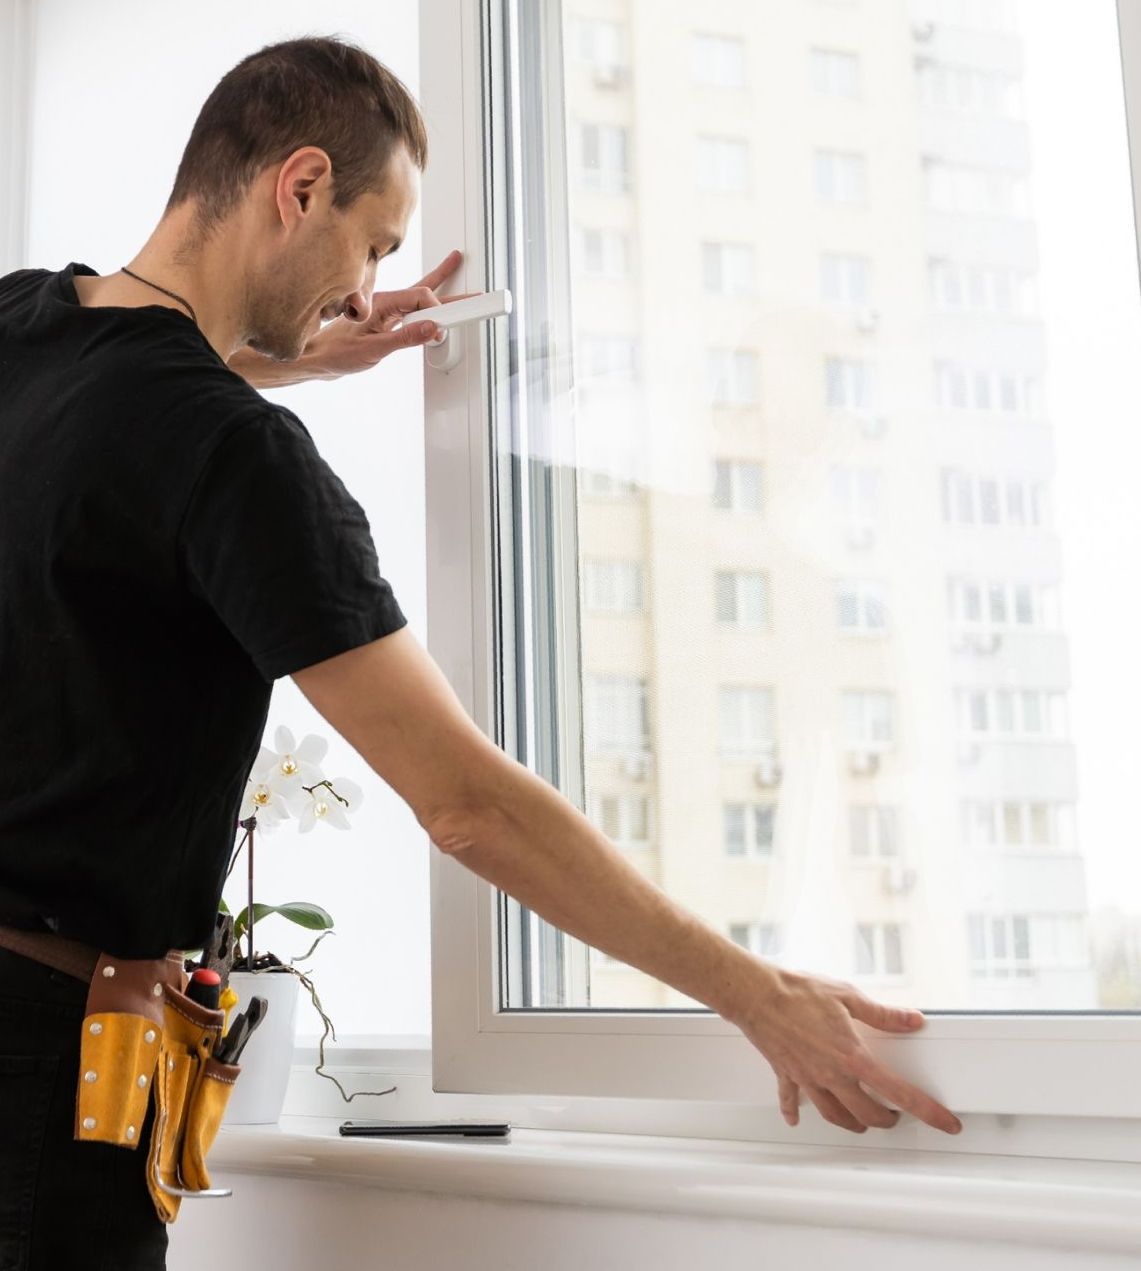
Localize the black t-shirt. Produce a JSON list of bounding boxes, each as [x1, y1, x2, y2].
[[0, 262, 406, 958]]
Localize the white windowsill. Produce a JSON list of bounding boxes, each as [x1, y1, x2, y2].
[[211, 1114, 1141, 1255]]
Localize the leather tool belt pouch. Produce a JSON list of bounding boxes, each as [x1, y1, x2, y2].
[[0, 925, 241, 1224]]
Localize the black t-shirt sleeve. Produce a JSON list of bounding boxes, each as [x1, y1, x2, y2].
[[178, 407, 407, 682]]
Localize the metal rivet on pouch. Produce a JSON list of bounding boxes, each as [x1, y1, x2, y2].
[[89, 1022, 103, 1036], [167, 1058, 175, 1072], [83, 1070, 97, 1083], [126, 1125, 136, 1141], [82, 1117, 96, 1131], [137, 1075, 148, 1088], [144, 1029, 156, 1043], [152, 982, 163, 996], [102, 965, 115, 978]]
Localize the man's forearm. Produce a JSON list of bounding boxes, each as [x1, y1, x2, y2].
[[226, 345, 336, 389], [431, 761, 779, 1027]]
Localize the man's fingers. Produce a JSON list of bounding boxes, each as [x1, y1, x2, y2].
[[845, 992, 926, 1035], [803, 1086, 866, 1134], [777, 1075, 800, 1127], [848, 1052, 963, 1135], [415, 248, 464, 293], [834, 1082, 901, 1131]]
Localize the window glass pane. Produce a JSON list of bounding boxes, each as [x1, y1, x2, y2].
[[500, 0, 1135, 1013]]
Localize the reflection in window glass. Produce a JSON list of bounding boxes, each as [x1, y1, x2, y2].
[[506, 0, 1140, 1011]]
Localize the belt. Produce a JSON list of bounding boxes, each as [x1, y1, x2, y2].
[[0, 922, 102, 982]]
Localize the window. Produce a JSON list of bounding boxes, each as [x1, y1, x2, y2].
[[578, 334, 639, 384], [831, 465, 880, 526], [961, 801, 1077, 852], [424, 0, 1141, 1135], [724, 803, 776, 857], [585, 675, 650, 755], [913, 0, 1018, 33], [712, 460, 763, 512], [707, 348, 759, 405], [850, 805, 900, 859], [572, 17, 628, 78], [718, 687, 776, 759], [702, 242, 756, 295], [941, 470, 1048, 529], [957, 689, 1068, 740], [926, 161, 1030, 216], [579, 122, 631, 192], [842, 690, 895, 749], [588, 792, 652, 848], [965, 914, 1088, 980], [837, 579, 887, 632], [692, 34, 747, 89], [855, 923, 905, 977], [715, 570, 769, 626], [811, 48, 860, 98], [930, 260, 1038, 315], [697, 136, 750, 192], [917, 63, 1023, 118], [815, 150, 867, 203], [584, 560, 644, 614], [729, 922, 782, 957], [578, 228, 632, 279], [825, 357, 874, 410], [934, 362, 1043, 415], [947, 578, 1061, 632], [820, 253, 870, 306]]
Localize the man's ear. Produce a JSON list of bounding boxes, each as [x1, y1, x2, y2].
[[275, 146, 334, 226]]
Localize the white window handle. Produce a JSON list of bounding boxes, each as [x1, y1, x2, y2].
[[403, 289, 512, 372]]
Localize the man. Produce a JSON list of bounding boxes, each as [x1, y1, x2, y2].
[[0, 34, 960, 1270]]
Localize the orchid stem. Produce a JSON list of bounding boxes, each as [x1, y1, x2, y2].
[[247, 819, 255, 972]]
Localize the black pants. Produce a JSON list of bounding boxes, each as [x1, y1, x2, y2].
[[0, 946, 168, 1271]]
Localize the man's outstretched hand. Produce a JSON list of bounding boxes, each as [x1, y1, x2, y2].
[[229, 249, 470, 389], [737, 963, 963, 1135]]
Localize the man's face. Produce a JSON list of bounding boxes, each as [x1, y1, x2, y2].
[[247, 145, 420, 362]]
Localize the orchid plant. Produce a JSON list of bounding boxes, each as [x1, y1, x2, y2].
[[226, 725, 363, 972]]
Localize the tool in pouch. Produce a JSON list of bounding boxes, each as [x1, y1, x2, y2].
[[75, 911, 267, 1223]]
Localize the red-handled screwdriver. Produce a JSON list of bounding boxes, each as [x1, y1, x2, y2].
[[186, 967, 222, 1011]]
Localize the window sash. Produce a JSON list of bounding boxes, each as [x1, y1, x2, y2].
[[422, 0, 1141, 1141]]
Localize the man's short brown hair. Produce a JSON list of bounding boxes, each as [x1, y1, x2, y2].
[[166, 35, 428, 234]]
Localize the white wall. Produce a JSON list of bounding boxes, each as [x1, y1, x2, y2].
[[24, 0, 434, 1038]]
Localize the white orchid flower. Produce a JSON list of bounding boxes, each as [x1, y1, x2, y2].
[[238, 774, 292, 830], [250, 725, 328, 813], [297, 777, 363, 834]]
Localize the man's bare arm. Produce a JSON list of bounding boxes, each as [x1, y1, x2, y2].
[[292, 629, 962, 1136]]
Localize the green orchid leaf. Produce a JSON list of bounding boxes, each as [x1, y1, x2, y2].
[[231, 901, 334, 943]]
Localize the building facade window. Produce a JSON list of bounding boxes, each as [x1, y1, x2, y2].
[[925, 161, 1030, 216], [842, 689, 895, 748], [941, 470, 1048, 530], [831, 465, 881, 526], [718, 686, 776, 759], [929, 259, 1037, 315], [961, 800, 1076, 852], [855, 922, 905, 976], [702, 241, 756, 294], [917, 62, 1023, 117], [712, 459, 763, 512], [578, 334, 639, 384], [588, 791, 652, 847], [825, 357, 875, 410], [850, 805, 900, 859], [584, 559, 645, 614], [697, 135, 750, 192], [820, 253, 871, 306], [957, 688, 1068, 740], [815, 149, 867, 203], [715, 570, 769, 626], [692, 33, 747, 89], [934, 362, 1043, 415], [724, 802, 776, 857], [572, 17, 628, 76], [837, 578, 888, 632], [947, 577, 1061, 631], [707, 348, 759, 405], [579, 227, 632, 279], [584, 674, 650, 755], [811, 48, 860, 98], [579, 122, 631, 192], [728, 921, 782, 957]]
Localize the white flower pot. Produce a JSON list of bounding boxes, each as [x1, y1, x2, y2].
[[221, 969, 300, 1125]]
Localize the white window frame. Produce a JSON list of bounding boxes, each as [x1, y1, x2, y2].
[[421, 0, 1141, 1146], [0, 0, 33, 276]]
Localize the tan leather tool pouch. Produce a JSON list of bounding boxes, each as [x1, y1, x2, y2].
[[73, 951, 240, 1224]]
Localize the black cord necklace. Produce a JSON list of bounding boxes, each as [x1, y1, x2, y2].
[[119, 266, 198, 326]]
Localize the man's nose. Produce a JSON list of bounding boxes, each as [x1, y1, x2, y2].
[[342, 264, 378, 324]]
